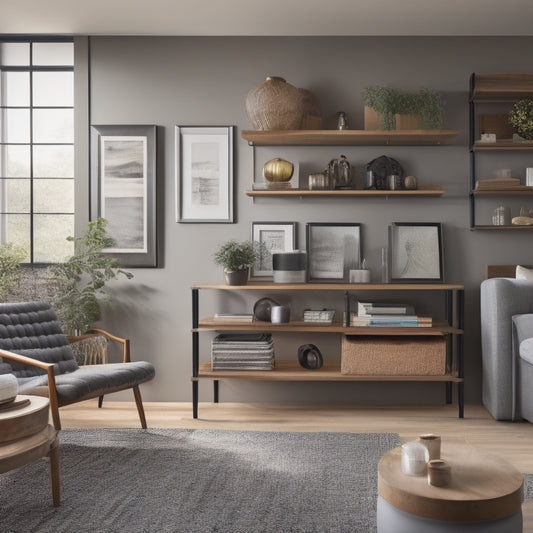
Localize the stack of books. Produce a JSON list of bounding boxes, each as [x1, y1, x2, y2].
[[475, 178, 521, 190], [303, 309, 336, 323], [351, 301, 432, 327], [212, 313, 254, 324], [211, 333, 274, 371]]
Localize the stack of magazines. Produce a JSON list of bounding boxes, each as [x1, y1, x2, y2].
[[211, 333, 274, 371]]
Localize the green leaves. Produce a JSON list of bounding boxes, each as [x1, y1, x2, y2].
[[0, 243, 26, 300], [51, 218, 133, 334], [509, 100, 533, 140], [213, 240, 259, 271]]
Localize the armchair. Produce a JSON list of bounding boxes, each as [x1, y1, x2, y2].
[[0, 301, 155, 430]]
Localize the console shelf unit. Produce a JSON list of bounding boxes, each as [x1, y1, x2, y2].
[[191, 282, 464, 419], [469, 73, 533, 229]]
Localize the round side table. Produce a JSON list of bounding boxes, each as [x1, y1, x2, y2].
[[377, 442, 523, 532], [0, 395, 60, 506]]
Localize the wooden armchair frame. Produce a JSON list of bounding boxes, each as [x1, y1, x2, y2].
[[0, 328, 148, 431]]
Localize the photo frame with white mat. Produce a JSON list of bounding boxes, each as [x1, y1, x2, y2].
[[175, 125, 234, 223], [90, 124, 157, 267], [251, 221, 296, 278], [388, 222, 444, 283], [306, 222, 361, 282]]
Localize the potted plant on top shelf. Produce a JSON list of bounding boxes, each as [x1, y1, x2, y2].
[[362, 85, 444, 131], [508, 99, 533, 141], [213, 239, 259, 285]]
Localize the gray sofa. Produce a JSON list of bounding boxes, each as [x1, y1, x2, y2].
[[481, 277, 533, 420]]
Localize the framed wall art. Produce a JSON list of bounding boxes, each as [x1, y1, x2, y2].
[[306, 223, 361, 282], [251, 221, 296, 278], [175, 125, 234, 223], [90, 124, 157, 267], [388, 222, 444, 283]]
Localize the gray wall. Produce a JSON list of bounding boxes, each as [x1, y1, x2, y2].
[[81, 36, 533, 406]]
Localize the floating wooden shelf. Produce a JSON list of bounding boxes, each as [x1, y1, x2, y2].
[[241, 129, 458, 146], [192, 282, 464, 291], [245, 185, 444, 198], [195, 361, 462, 383], [470, 73, 533, 102]]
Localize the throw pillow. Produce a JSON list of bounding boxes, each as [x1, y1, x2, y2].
[[516, 265, 533, 281]]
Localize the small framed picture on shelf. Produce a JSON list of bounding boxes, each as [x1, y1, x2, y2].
[[306, 222, 361, 282], [251, 221, 297, 278], [388, 222, 444, 283], [175, 125, 234, 223]]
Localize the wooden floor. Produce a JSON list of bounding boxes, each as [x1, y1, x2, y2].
[[60, 400, 533, 530]]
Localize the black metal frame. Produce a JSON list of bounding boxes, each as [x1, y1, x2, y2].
[[0, 37, 74, 264]]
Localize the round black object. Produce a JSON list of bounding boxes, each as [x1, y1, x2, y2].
[[253, 297, 280, 322], [298, 344, 324, 370], [365, 155, 404, 190]]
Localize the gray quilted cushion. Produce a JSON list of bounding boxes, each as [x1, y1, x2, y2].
[[0, 301, 78, 377], [18, 361, 155, 401]]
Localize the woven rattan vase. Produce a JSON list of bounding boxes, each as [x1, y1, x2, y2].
[[245, 76, 305, 131]]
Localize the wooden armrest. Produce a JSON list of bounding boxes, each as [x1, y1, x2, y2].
[[85, 328, 131, 363], [0, 348, 61, 431]]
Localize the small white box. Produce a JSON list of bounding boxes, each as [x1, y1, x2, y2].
[[527, 168, 533, 187]]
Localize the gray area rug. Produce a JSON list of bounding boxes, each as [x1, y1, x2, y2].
[[0, 428, 401, 533]]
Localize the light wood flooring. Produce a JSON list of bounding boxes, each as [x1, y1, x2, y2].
[[60, 401, 533, 530]]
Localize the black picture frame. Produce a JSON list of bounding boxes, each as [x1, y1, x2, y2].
[[175, 125, 234, 223], [388, 222, 444, 283], [306, 222, 361, 282], [90, 124, 157, 268]]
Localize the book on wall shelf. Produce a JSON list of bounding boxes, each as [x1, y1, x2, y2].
[[211, 333, 274, 371], [357, 301, 414, 317], [350, 313, 433, 327], [212, 313, 254, 323]]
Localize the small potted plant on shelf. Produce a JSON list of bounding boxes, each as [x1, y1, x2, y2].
[[213, 239, 259, 285], [362, 85, 444, 130], [508, 99, 533, 141]]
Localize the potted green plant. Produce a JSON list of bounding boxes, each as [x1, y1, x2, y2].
[[508, 99, 533, 140], [0, 243, 26, 301], [213, 239, 259, 285], [362, 85, 444, 130], [50, 218, 133, 335]]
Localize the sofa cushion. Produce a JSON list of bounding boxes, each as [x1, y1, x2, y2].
[[516, 265, 533, 282], [18, 361, 155, 402], [0, 301, 78, 377], [520, 337, 533, 365]]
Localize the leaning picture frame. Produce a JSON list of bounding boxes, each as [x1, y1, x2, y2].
[[90, 124, 157, 268], [175, 125, 234, 223], [251, 221, 297, 278], [306, 223, 361, 282], [388, 222, 444, 283]]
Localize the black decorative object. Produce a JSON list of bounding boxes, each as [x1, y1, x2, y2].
[[253, 297, 280, 322], [298, 344, 324, 370], [364, 155, 404, 190]]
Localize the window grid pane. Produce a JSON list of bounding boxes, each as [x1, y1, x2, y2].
[[0, 38, 74, 263]]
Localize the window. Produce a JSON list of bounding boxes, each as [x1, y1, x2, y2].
[[0, 38, 74, 263]]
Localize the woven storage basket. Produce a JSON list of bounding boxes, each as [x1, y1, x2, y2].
[[341, 335, 446, 375]]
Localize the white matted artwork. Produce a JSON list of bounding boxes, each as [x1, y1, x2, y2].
[[389, 222, 443, 282], [90, 125, 157, 267], [251, 222, 296, 277], [306, 223, 361, 282], [176, 126, 234, 223]]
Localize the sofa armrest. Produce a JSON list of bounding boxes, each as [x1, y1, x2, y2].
[[481, 278, 533, 420], [0, 348, 61, 430]]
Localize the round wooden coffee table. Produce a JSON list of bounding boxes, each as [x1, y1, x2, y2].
[[377, 442, 523, 532], [0, 395, 60, 506]]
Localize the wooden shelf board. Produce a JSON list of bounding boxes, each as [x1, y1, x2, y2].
[[471, 73, 533, 102], [473, 140, 533, 151], [195, 361, 462, 382], [193, 282, 464, 291], [473, 186, 533, 196], [472, 225, 533, 231], [241, 129, 458, 146], [245, 185, 443, 198], [198, 318, 461, 335]]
